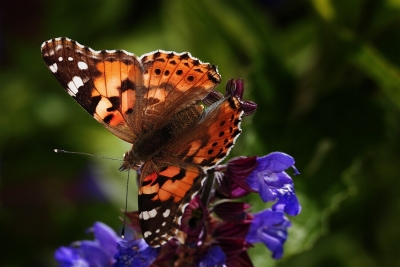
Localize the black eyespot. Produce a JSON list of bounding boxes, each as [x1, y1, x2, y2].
[[154, 68, 161, 75], [176, 70, 183, 75], [187, 75, 194, 82], [164, 70, 170, 76]]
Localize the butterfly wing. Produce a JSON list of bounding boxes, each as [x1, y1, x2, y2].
[[169, 95, 244, 169], [137, 96, 243, 246], [138, 160, 206, 246], [137, 51, 221, 133], [41, 37, 143, 143]]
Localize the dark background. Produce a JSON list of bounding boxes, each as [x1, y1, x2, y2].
[[1, 0, 399, 266]]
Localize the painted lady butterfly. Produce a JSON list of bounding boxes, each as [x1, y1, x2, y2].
[[41, 38, 243, 247]]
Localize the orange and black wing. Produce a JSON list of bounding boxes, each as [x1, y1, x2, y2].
[[137, 51, 221, 133], [137, 160, 206, 247], [169, 95, 244, 169], [41, 37, 143, 143]]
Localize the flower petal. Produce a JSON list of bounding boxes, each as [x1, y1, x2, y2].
[[272, 184, 301, 216], [198, 246, 226, 267], [259, 231, 284, 259], [246, 209, 291, 260], [256, 152, 295, 173], [91, 222, 120, 258], [78, 240, 112, 266], [257, 178, 276, 202], [114, 239, 160, 267], [54, 247, 87, 267], [263, 172, 293, 187]]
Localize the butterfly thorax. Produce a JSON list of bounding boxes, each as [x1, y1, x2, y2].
[[120, 104, 204, 171]]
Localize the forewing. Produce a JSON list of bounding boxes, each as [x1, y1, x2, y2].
[[138, 51, 221, 132], [41, 37, 143, 143]]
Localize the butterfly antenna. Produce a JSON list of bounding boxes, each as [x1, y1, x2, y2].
[[54, 149, 124, 161], [55, 149, 129, 237], [121, 169, 130, 239]]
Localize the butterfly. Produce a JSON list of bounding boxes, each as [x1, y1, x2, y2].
[[41, 37, 244, 247]]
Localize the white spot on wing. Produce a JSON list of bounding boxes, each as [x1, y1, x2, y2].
[[162, 222, 166, 226], [49, 63, 58, 73], [149, 209, 157, 218], [155, 229, 160, 233], [58, 57, 63, 62], [67, 76, 84, 96], [78, 61, 88, 70], [144, 231, 152, 238], [68, 57, 73, 61], [163, 209, 170, 218]]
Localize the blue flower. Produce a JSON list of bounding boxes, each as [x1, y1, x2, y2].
[[54, 247, 88, 267], [113, 238, 160, 267], [245, 209, 291, 259], [272, 183, 301, 215], [197, 246, 226, 267], [246, 152, 301, 215], [54, 222, 121, 267]]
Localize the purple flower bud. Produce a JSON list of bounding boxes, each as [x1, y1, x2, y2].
[[233, 79, 244, 99], [225, 79, 236, 96], [241, 100, 257, 116], [225, 79, 244, 99]]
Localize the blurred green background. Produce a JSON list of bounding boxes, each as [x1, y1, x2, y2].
[[1, 0, 400, 266]]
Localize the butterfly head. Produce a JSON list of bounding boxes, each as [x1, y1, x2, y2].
[[119, 150, 142, 171]]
